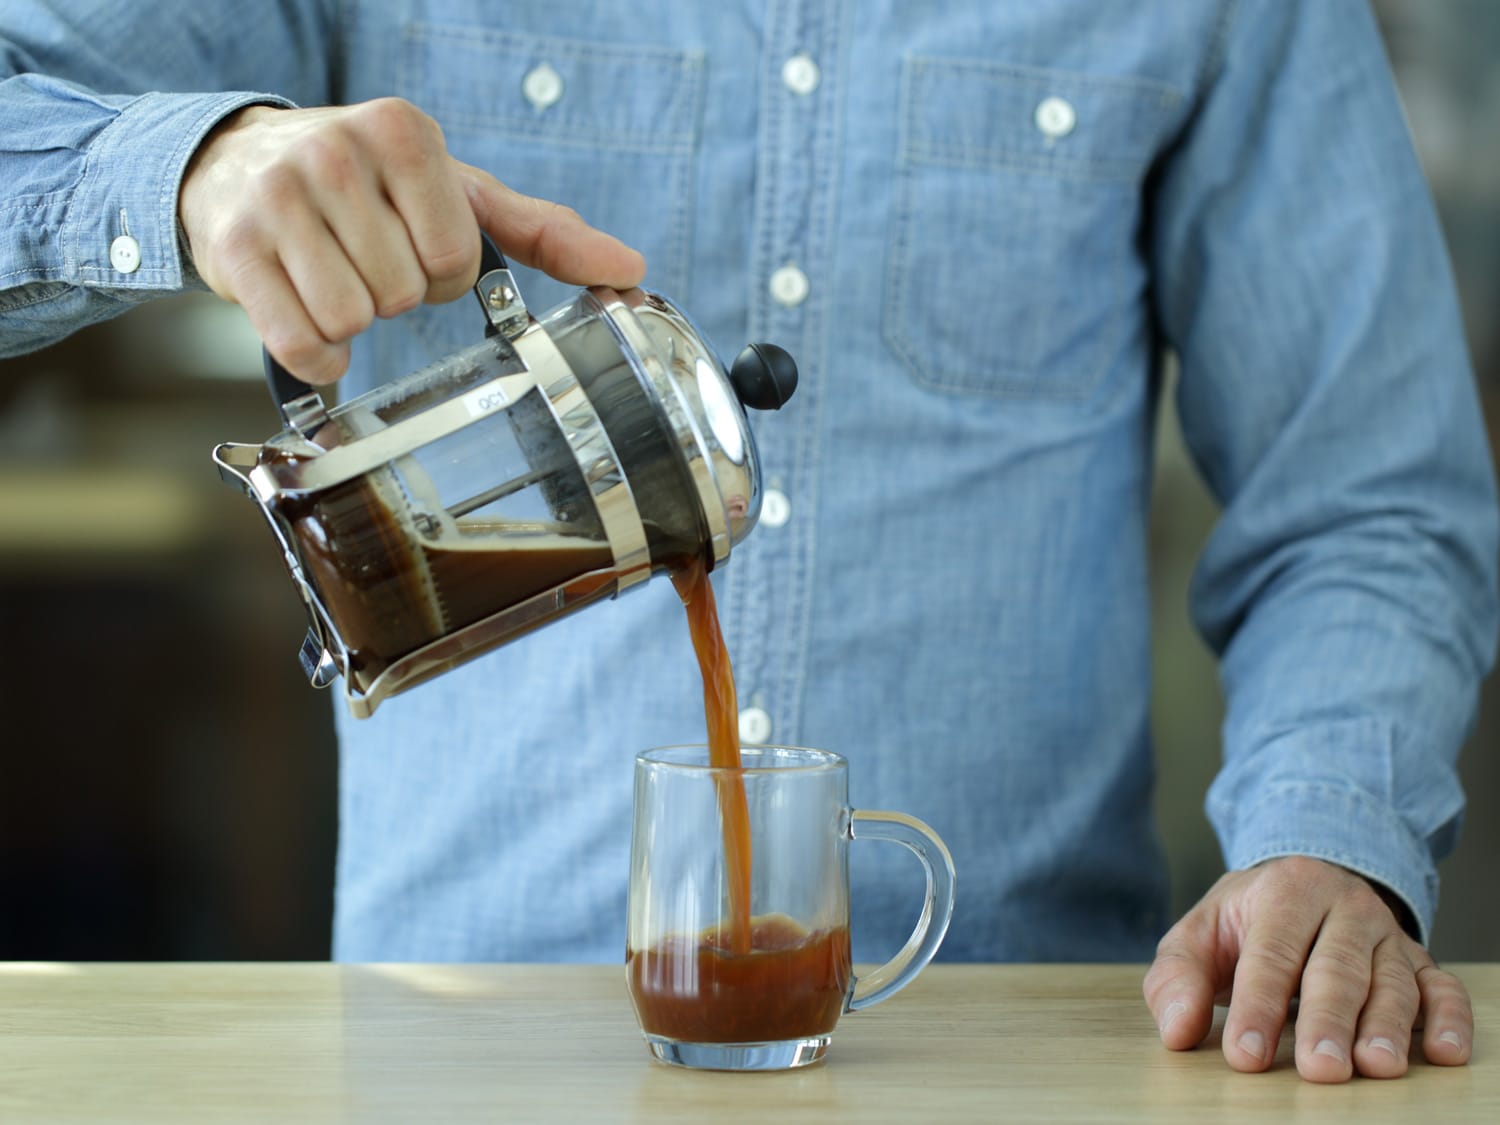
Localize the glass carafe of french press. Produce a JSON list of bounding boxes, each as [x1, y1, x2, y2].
[[213, 238, 796, 718]]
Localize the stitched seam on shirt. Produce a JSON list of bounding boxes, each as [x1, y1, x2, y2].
[[0, 189, 75, 215], [731, 0, 796, 708], [902, 147, 1158, 183], [408, 22, 706, 68], [907, 55, 1186, 103], [420, 117, 697, 154], [663, 56, 705, 302], [1, 195, 73, 285], [781, 0, 848, 743], [763, 0, 800, 737], [56, 102, 97, 281], [0, 265, 67, 287]]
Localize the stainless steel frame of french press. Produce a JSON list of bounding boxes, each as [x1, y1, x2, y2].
[[213, 267, 653, 718]]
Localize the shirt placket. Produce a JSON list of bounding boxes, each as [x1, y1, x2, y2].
[[728, 0, 843, 749]]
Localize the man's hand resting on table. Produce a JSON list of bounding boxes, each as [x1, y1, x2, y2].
[[178, 98, 646, 385], [1143, 856, 1472, 1082]]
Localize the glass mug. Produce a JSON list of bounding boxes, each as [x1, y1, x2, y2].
[[625, 745, 957, 1070]]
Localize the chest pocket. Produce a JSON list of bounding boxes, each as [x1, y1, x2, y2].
[[884, 57, 1180, 399], [400, 23, 704, 351]]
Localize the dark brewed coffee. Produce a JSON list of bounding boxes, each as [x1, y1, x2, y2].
[[672, 558, 753, 953], [627, 914, 852, 1043], [276, 466, 617, 688]]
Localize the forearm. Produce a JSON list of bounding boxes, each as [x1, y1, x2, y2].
[[1193, 241, 1496, 942], [1149, 0, 1500, 940]]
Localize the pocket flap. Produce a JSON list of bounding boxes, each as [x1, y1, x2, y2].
[[404, 23, 704, 152], [903, 57, 1181, 180]]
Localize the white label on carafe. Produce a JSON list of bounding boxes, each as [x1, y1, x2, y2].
[[461, 384, 511, 418]]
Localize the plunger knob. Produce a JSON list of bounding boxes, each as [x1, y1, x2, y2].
[[729, 343, 799, 410]]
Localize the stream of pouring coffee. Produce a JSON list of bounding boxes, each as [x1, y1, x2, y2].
[[672, 558, 753, 956]]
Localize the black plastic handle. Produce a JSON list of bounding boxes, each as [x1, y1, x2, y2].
[[263, 233, 511, 423]]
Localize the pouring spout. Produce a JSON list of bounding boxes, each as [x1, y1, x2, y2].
[[212, 442, 262, 495]]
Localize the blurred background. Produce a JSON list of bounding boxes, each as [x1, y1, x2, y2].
[[1, 4, 1497, 962]]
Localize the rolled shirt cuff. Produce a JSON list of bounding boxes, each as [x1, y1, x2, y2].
[[1211, 778, 1441, 946], [66, 89, 296, 292]]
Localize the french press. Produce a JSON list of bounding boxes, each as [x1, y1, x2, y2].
[[213, 238, 797, 718]]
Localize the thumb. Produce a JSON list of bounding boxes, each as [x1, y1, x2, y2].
[[455, 161, 647, 290], [1142, 911, 1224, 1051]]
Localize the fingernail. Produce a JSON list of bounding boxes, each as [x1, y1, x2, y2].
[[1160, 1000, 1187, 1035], [1368, 1036, 1399, 1059], [1313, 1039, 1346, 1063], [1439, 1030, 1464, 1052], [1237, 1030, 1267, 1062]]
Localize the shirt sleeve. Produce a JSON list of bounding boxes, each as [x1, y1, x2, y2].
[[1149, 0, 1500, 942], [0, 1, 334, 354]]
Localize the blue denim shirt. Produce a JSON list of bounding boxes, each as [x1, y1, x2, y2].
[[4, 1, 1496, 962]]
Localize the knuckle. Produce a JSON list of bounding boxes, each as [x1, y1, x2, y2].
[[1416, 964, 1474, 1015], [266, 332, 325, 375], [316, 297, 374, 344], [300, 348, 347, 384], [217, 215, 273, 264], [421, 237, 479, 284], [1369, 977, 1419, 1026], [298, 132, 361, 192], [1273, 856, 1327, 879], [1371, 944, 1420, 1003], [1342, 884, 1393, 926], [1297, 1001, 1362, 1044], [356, 96, 412, 128], [1307, 941, 1371, 985], [1244, 931, 1307, 979], [525, 204, 586, 267], [1150, 928, 1207, 978], [374, 283, 424, 319], [1142, 952, 1185, 1001], [1258, 856, 1332, 899], [1148, 937, 1191, 969], [254, 163, 308, 209], [358, 97, 442, 155], [422, 275, 473, 307]]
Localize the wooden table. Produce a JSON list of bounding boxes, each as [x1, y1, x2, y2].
[[1, 963, 1494, 1123]]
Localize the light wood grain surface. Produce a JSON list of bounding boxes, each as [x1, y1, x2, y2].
[[0, 963, 1494, 1123]]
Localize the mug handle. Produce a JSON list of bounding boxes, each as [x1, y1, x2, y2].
[[845, 809, 957, 1012]]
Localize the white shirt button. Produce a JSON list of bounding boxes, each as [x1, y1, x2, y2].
[[522, 63, 564, 111], [1034, 96, 1076, 139], [781, 53, 820, 96], [738, 706, 773, 745], [109, 235, 141, 274], [760, 488, 791, 528], [769, 264, 810, 307]]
